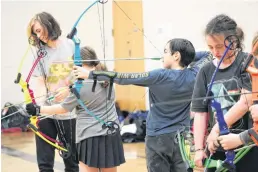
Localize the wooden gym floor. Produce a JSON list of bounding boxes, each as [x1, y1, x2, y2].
[[1, 131, 147, 172], [1, 131, 203, 172]]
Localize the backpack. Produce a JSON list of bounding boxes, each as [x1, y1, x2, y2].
[[1, 102, 30, 132], [120, 111, 147, 143]]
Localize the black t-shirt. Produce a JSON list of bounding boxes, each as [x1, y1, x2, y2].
[[191, 51, 251, 130]]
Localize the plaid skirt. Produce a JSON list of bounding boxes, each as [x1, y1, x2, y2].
[[76, 132, 126, 168]]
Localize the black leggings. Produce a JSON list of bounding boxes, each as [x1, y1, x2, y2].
[[35, 118, 79, 172]]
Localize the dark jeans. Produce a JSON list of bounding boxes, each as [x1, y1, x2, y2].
[[36, 118, 79, 172], [145, 132, 187, 172]]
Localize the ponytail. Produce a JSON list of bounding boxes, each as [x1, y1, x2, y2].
[[79, 46, 109, 88], [95, 63, 108, 71], [95, 63, 109, 88]]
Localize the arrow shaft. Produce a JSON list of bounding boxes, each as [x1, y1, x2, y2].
[[52, 57, 161, 63]]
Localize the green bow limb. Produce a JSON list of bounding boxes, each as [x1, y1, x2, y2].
[[218, 145, 253, 172], [177, 131, 222, 170], [177, 131, 253, 172]]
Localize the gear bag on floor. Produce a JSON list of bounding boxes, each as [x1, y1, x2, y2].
[[1, 102, 30, 132]]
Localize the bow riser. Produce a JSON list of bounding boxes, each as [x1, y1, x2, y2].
[[72, 36, 83, 98], [211, 100, 235, 170], [18, 78, 35, 104], [211, 100, 230, 135], [73, 36, 82, 67]]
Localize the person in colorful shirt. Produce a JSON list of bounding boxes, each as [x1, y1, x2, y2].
[[28, 11, 78, 172]]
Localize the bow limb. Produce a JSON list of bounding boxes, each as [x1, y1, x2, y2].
[[16, 46, 31, 80], [67, 0, 100, 39], [15, 45, 35, 104], [217, 145, 253, 172], [16, 82, 67, 151], [177, 131, 195, 170], [14, 45, 68, 151], [28, 116, 67, 152], [73, 0, 100, 28], [177, 131, 224, 171]]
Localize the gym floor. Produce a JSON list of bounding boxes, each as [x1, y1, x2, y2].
[[1, 131, 203, 172], [1, 131, 147, 172]]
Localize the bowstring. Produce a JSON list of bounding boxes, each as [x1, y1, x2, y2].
[[33, 38, 70, 154], [151, 91, 258, 107], [102, 1, 108, 125], [100, 1, 109, 125], [96, 0, 109, 127]]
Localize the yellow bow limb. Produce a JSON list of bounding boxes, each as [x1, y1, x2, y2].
[[28, 116, 68, 152]]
